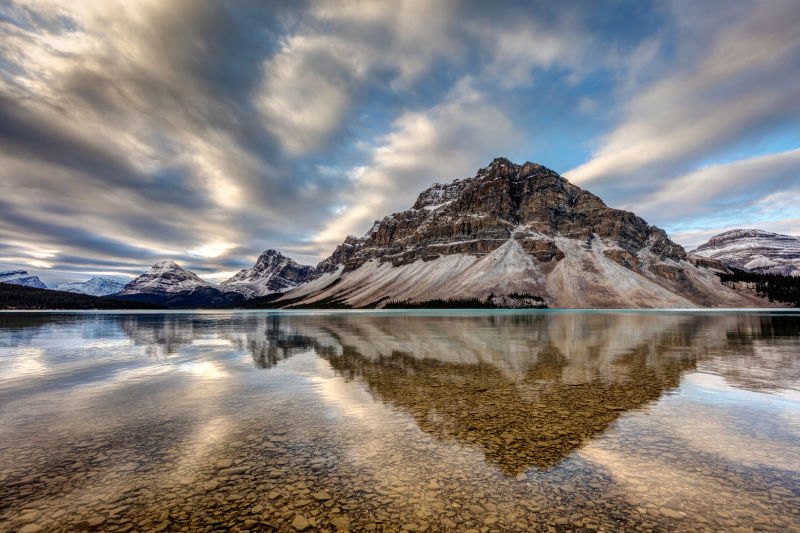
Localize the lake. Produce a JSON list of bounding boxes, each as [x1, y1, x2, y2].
[[1, 310, 799, 532]]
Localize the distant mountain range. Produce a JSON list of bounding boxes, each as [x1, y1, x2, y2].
[[108, 251, 318, 307], [3, 158, 798, 309], [691, 229, 800, 277], [0, 283, 164, 310], [56, 277, 126, 296]]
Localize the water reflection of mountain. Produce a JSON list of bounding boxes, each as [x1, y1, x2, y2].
[[308, 313, 699, 474], [0, 313, 122, 346], [4, 311, 798, 474], [118, 314, 199, 357], [221, 315, 318, 368], [113, 313, 319, 364]]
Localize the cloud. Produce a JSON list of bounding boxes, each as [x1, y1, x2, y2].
[[630, 148, 800, 248], [255, 0, 603, 155], [256, 0, 460, 154], [636, 148, 800, 222], [1, 0, 797, 284], [671, 218, 800, 250], [565, 0, 800, 202], [476, 12, 593, 89], [0, 0, 349, 281], [311, 79, 520, 249]]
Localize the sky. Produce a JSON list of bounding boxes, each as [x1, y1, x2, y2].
[[0, 0, 799, 285]]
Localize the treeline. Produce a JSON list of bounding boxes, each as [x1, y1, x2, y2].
[[717, 269, 800, 307], [384, 293, 547, 309], [0, 283, 166, 310], [384, 297, 498, 309]]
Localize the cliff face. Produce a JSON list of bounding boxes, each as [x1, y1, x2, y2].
[[285, 158, 772, 308], [319, 159, 685, 272]]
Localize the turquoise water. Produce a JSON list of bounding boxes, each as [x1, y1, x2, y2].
[[0, 310, 799, 532]]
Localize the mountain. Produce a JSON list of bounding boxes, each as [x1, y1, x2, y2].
[[118, 260, 211, 296], [220, 249, 315, 298], [691, 229, 800, 277], [278, 158, 769, 309], [0, 270, 47, 289], [56, 277, 126, 296]]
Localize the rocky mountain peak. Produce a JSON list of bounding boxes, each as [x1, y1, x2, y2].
[[151, 259, 182, 271], [253, 249, 288, 268], [119, 260, 210, 295], [315, 158, 683, 275], [220, 249, 315, 298]]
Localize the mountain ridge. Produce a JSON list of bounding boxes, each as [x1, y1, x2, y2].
[[692, 229, 800, 277], [56, 277, 126, 296]]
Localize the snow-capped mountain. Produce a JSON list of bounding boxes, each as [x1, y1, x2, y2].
[[56, 277, 126, 296], [118, 260, 211, 296], [220, 249, 315, 298], [0, 270, 47, 289], [280, 158, 769, 309], [691, 229, 800, 276]]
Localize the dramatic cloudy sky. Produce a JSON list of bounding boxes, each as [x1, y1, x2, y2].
[[1, 0, 799, 285]]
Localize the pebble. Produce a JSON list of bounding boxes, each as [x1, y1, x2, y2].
[[15, 511, 40, 525], [218, 466, 248, 476], [86, 516, 106, 527], [331, 515, 351, 531], [292, 514, 310, 531], [659, 507, 686, 519]]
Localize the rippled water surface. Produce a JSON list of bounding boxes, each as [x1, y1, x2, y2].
[[1, 310, 799, 532]]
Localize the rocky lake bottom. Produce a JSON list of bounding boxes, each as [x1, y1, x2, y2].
[[0, 310, 799, 532]]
